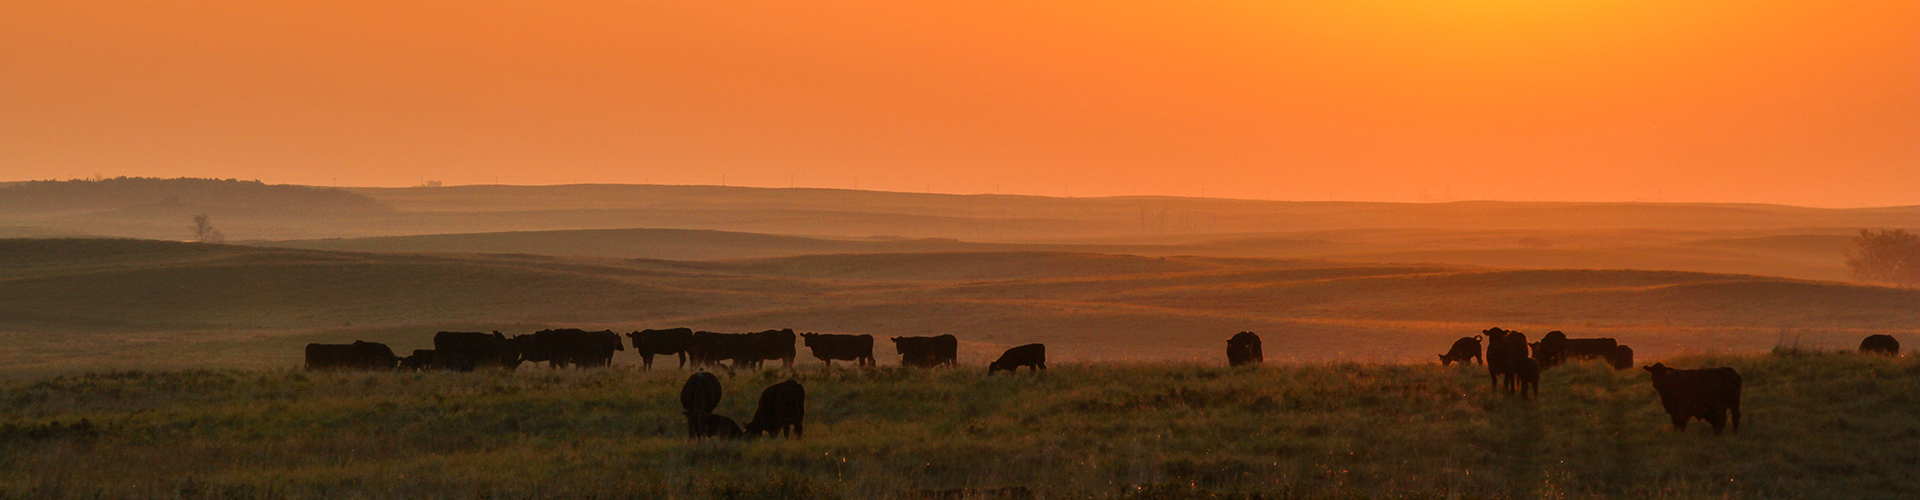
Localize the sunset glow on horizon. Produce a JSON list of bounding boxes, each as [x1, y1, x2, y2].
[[2, 1, 1916, 206]]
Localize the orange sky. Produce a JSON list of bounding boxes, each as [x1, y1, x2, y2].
[[2, 1, 1916, 206]]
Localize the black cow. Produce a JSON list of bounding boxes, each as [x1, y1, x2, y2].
[[681, 372, 723, 416], [747, 329, 798, 368], [1860, 334, 1900, 356], [1605, 345, 1634, 370], [1533, 331, 1622, 369], [1484, 328, 1530, 394], [687, 414, 743, 439], [434, 331, 521, 371], [892, 335, 959, 368], [688, 331, 756, 368], [744, 380, 806, 438], [801, 333, 875, 367], [1439, 335, 1483, 366], [1226, 331, 1263, 367], [989, 343, 1046, 375], [628, 328, 694, 370], [515, 329, 623, 368], [399, 349, 436, 370], [907, 487, 1035, 500], [304, 341, 399, 370], [1644, 363, 1742, 435], [681, 372, 725, 439], [1516, 357, 1540, 399]]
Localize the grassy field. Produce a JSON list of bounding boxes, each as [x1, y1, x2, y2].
[[4, 351, 1917, 499], [3, 238, 1917, 377]]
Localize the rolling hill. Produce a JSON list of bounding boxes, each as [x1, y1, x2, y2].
[[2, 238, 1913, 376]]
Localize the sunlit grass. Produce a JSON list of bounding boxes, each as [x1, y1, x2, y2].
[[3, 352, 1917, 499]]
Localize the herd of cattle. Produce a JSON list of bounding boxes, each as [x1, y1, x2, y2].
[[305, 327, 1907, 438], [303, 328, 965, 372]]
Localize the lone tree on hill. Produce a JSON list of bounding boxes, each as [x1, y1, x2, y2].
[[189, 214, 225, 243], [1845, 229, 1920, 286]]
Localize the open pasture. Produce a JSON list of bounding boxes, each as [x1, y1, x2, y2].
[[5, 352, 1919, 499]]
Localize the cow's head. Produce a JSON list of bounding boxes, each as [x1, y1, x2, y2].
[[800, 333, 818, 346], [1642, 363, 1673, 379]]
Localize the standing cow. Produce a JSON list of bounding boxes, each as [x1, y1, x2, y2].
[[1605, 345, 1634, 370], [1226, 332, 1263, 367], [1644, 363, 1742, 435], [893, 335, 959, 368], [680, 372, 729, 439], [748, 329, 798, 368], [1484, 328, 1530, 394], [801, 333, 875, 367], [628, 328, 694, 370], [688, 331, 755, 369], [434, 331, 521, 371], [1860, 335, 1900, 356], [1439, 335, 1483, 366], [989, 344, 1046, 375], [744, 380, 806, 439]]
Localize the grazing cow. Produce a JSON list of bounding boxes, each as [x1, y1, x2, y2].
[[1226, 332, 1263, 367], [1439, 335, 1483, 366], [628, 328, 694, 370], [686, 414, 743, 439], [744, 380, 806, 438], [989, 343, 1046, 375], [1533, 331, 1621, 369], [1860, 334, 1900, 356], [304, 341, 399, 370], [399, 349, 436, 370], [1484, 328, 1530, 394], [434, 331, 521, 371], [688, 331, 756, 369], [892, 335, 959, 368], [1644, 363, 1742, 435], [1605, 345, 1634, 370], [746, 329, 798, 368], [800, 333, 875, 367], [1516, 357, 1540, 399], [514, 329, 622, 368]]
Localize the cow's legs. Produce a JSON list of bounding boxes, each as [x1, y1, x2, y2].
[[1705, 413, 1727, 435], [677, 352, 687, 369], [1670, 414, 1690, 432], [641, 354, 653, 371], [1730, 405, 1741, 434]]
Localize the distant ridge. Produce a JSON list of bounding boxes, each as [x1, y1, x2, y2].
[[0, 177, 388, 215]]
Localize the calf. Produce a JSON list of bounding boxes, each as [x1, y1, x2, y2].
[[686, 414, 743, 439], [304, 341, 399, 370], [1860, 334, 1900, 356], [1516, 357, 1540, 399], [1439, 335, 1483, 366], [1226, 331, 1263, 367], [399, 349, 436, 370], [989, 343, 1046, 375], [893, 335, 958, 368], [1644, 363, 1742, 435], [744, 380, 806, 438], [801, 333, 875, 367], [628, 328, 693, 370]]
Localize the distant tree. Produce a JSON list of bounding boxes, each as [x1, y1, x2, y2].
[[1845, 229, 1920, 286], [190, 214, 225, 243]]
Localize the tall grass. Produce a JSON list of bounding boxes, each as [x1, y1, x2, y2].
[[2, 353, 1917, 499]]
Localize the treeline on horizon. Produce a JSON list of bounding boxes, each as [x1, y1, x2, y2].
[[0, 177, 387, 215]]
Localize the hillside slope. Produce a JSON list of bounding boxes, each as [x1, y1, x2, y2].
[[2, 238, 1913, 375]]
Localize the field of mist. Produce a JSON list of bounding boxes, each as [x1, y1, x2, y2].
[[0, 178, 1914, 375]]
